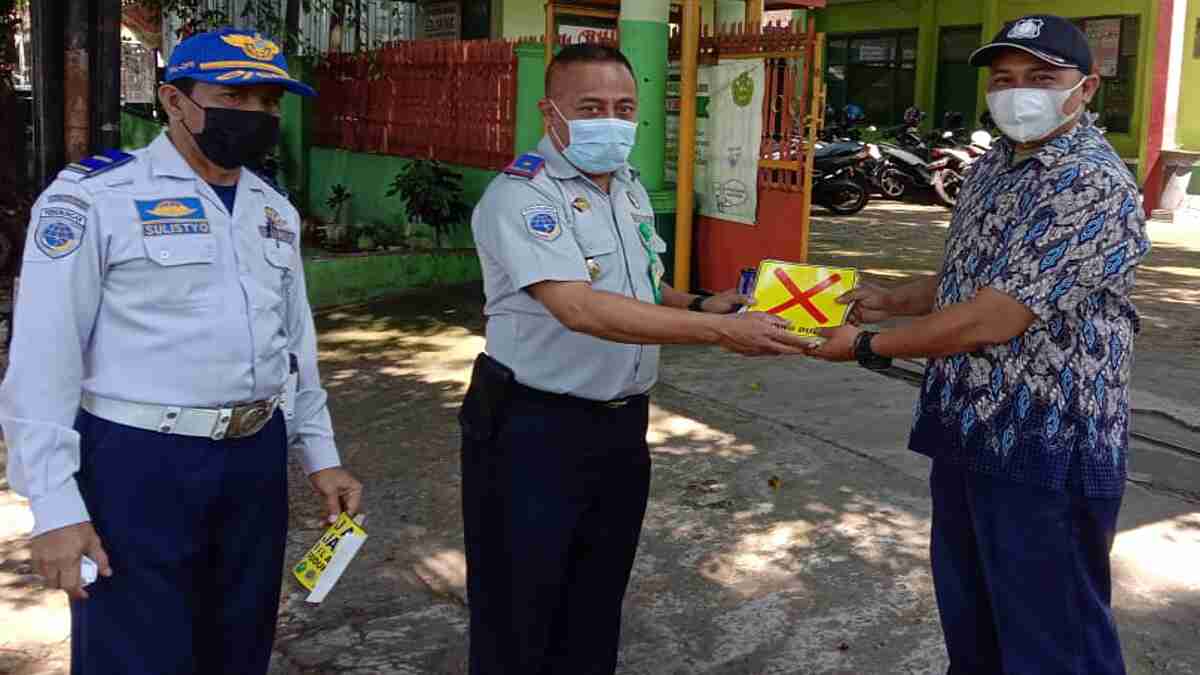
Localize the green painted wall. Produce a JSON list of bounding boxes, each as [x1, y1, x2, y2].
[[303, 252, 482, 308], [622, 18, 670, 191], [1179, 0, 1200, 151], [305, 147, 496, 249], [515, 42, 546, 155], [814, 0, 923, 33], [120, 111, 163, 150], [279, 59, 313, 206], [502, 0, 544, 38]]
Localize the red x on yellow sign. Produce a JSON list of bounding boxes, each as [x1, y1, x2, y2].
[[749, 261, 859, 335]]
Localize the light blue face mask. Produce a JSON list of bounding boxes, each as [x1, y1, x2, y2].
[[550, 100, 638, 175]]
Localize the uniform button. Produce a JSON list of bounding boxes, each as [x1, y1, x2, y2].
[[159, 250, 171, 260], [160, 425, 171, 432], [166, 412, 177, 419]]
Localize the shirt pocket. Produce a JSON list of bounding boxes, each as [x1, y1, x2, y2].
[[574, 227, 622, 291], [139, 235, 220, 309], [258, 238, 296, 312]]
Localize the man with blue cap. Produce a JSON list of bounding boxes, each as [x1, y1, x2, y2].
[[1, 27, 361, 674]]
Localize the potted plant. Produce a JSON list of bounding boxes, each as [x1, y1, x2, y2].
[[386, 160, 472, 249], [324, 183, 353, 248]]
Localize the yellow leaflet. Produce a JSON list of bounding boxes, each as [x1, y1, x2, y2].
[[292, 512, 368, 591]]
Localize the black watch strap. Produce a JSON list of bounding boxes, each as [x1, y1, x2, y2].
[[854, 331, 893, 371], [688, 293, 711, 312]]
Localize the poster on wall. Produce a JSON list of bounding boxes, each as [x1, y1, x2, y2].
[[559, 24, 615, 44], [699, 60, 765, 225], [422, 0, 461, 40], [664, 64, 710, 192], [1086, 18, 1122, 78]]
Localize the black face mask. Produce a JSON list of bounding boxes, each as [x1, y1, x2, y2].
[[182, 96, 280, 170]]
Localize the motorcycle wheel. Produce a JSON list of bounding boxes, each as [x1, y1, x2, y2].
[[878, 168, 907, 199], [932, 169, 963, 208], [823, 180, 869, 216]]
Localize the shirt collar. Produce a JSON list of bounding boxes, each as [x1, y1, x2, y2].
[[998, 113, 1093, 169], [537, 135, 633, 185], [148, 129, 263, 192]]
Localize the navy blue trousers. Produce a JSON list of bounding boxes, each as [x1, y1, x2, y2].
[[461, 391, 651, 675], [929, 460, 1125, 675], [70, 410, 289, 675]]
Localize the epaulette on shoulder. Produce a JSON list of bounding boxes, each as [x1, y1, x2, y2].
[[62, 149, 136, 180], [251, 168, 290, 199], [503, 153, 545, 179]]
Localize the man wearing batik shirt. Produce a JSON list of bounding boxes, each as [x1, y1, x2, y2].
[[804, 15, 1148, 675]]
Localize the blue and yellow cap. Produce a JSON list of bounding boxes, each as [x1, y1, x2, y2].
[[165, 27, 315, 97]]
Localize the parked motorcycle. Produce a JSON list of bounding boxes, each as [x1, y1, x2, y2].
[[811, 140, 872, 215]]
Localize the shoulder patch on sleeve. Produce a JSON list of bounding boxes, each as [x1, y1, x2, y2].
[[504, 154, 545, 179], [46, 193, 91, 211], [62, 148, 136, 181], [521, 204, 561, 241], [32, 207, 87, 259]]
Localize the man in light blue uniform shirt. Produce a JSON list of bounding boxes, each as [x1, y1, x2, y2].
[[461, 44, 808, 675], [1, 28, 362, 674]]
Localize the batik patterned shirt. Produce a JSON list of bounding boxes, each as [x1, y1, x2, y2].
[[909, 116, 1150, 498]]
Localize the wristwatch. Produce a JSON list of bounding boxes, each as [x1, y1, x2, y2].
[[854, 331, 893, 371], [688, 292, 712, 313]]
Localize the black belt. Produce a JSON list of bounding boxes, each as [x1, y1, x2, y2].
[[511, 380, 648, 411]]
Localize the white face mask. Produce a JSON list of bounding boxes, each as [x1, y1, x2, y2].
[[986, 77, 1087, 144]]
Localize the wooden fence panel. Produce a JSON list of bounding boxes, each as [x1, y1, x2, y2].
[[313, 38, 518, 171]]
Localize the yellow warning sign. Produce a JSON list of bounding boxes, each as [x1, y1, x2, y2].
[[747, 260, 859, 336]]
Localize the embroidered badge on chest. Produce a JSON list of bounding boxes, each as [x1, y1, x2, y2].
[[259, 206, 296, 244], [34, 207, 87, 259], [136, 197, 210, 236], [522, 205, 561, 241]]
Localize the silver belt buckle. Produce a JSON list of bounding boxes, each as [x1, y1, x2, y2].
[[225, 399, 276, 439]]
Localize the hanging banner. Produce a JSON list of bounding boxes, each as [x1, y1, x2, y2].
[[700, 60, 765, 225], [1085, 18, 1121, 78]]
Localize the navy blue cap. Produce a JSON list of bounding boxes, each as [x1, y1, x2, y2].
[[969, 15, 1094, 75], [165, 27, 315, 97]]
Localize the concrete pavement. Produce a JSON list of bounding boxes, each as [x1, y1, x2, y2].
[[259, 284, 1199, 675]]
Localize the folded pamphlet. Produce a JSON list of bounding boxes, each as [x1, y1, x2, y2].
[[292, 512, 367, 603]]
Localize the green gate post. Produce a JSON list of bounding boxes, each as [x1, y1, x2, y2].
[[620, 1, 677, 283], [514, 42, 548, 156]]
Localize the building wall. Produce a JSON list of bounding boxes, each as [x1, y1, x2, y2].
[[1178, 0, 1200, 150], [304, 148, 495, 249], [815, 0, 1159, 166], [498, 0, 720, 40]]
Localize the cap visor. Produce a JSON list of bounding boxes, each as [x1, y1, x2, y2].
[[180, 71, 317, 97], [281, 79, 317, 97], [968, 43, 1079, 69]]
